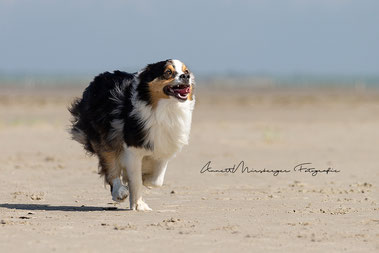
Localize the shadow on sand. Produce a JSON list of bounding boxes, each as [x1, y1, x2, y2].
[[0, 203, 129, 212]]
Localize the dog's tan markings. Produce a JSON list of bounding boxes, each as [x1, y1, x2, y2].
[[188, 85, 194, 101], [97, 150, 121, 185], [182, 64, 188, 73], [148, 64, 175, 108], [148, 80, 172, 108], [148, 79, 171, 107], [167, 64, 175, 74]]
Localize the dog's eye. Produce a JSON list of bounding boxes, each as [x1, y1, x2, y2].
[[164, 70, 172, 78], [184, 70, 189, 74]]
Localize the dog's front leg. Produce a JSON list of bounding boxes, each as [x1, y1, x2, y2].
[[123, 148, 152, 211]]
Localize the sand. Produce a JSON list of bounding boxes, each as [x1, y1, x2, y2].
[[0, 85, 378, 252]]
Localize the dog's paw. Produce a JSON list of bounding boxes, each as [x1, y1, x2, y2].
[[131, 199, 152, 211], [112, 185, 129, 202]]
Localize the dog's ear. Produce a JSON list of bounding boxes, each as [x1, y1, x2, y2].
[[139, 60, 169, 83]]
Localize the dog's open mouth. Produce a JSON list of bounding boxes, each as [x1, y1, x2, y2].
[[164, 84, 191, 101]]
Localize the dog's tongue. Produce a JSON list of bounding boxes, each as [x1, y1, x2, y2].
[[176, 87, 190, 95]]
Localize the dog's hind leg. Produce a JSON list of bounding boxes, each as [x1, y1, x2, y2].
[[142, 156, 168, 188], [98, 151, 128, 202]]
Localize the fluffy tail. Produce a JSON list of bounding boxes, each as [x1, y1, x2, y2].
[[68, 98, 95, 154]]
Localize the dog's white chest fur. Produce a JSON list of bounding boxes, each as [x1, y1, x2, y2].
[[149, 98, 194, 158], [133, 97, 195, 159]]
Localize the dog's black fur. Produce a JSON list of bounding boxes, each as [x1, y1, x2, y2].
[[70, 71, 132, 154], [69, 60, 176, 156]]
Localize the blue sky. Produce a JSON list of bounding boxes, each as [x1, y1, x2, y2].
[[1, 0, 378, 75]]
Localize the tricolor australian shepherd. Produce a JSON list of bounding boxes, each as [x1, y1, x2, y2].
[[69, 59, 195, 211]]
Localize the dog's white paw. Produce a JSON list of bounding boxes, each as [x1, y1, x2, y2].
[[112, 184, 129, 202], [131, 199, 152, 211]]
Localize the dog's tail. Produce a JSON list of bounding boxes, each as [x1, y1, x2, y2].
[[68, 98, 95, 154]]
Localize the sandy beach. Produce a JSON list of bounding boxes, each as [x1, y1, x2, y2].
[[0, 85, 378, 252]]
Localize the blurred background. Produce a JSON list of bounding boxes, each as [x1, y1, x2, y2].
[[1, 2, 379, 251], [1, 0, 378, 88]]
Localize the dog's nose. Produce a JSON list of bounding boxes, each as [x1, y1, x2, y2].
[[179, 74, 190, 83]]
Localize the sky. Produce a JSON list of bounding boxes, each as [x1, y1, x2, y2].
[[0, 0, 378, 76]]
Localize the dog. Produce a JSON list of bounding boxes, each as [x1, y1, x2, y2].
[[69, 59, 195, 211]]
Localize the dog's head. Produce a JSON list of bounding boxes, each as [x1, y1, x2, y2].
[[137, 59, 195, 106]]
